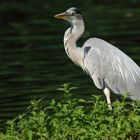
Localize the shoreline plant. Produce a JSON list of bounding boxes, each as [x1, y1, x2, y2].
[[0, 83, 140, 140]]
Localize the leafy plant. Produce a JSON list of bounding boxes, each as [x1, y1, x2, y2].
[[0, 83, 140, 140]]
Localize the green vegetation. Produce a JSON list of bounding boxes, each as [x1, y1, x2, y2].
[[0, 83, 140, 140]]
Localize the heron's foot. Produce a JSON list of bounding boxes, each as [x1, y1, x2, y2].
[[108, 103, 112, 110]]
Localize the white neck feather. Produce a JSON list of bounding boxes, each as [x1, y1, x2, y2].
[[64, 20, 84, 48], [63, 19, 85, 67]]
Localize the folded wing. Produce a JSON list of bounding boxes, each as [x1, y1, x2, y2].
[[83, 38, 140, 100]]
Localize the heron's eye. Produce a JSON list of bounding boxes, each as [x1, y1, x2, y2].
[[71, 12, 75, 16], [65, 12, 70, 16]]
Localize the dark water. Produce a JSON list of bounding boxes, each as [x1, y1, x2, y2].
[[0, 1, 140, 120]]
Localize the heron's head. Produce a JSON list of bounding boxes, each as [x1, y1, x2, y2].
[[54, 7, 83, 25]]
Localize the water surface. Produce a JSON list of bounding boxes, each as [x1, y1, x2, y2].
[[0, 1, 140, 120]]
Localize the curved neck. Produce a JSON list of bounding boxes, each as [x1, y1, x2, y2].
[[63, 19, 85, 67], [64, 19, 85, 50]]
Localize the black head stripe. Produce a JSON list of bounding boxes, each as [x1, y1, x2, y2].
[[74, 8, 81, 14]]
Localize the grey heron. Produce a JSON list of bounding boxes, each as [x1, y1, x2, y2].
[[54, 7, 140, 109]]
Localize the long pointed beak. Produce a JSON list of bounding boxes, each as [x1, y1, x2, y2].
[[54, 12, 69, 20]]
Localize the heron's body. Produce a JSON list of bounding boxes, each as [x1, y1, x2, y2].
[[83, 38, 140, 99], [54, 7, 140, 109]]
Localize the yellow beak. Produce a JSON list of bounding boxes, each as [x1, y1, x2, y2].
[[54, 12, 69, 20]]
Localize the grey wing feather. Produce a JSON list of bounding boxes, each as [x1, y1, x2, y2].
[[82, 38, 140, 100]]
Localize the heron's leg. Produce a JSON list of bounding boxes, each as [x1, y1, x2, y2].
[[103, 88, 112, 110]]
